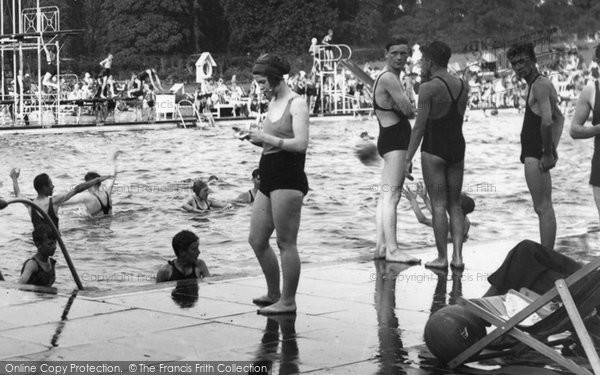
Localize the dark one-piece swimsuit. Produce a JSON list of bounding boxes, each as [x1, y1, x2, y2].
[[421, 76, 466, 164], [590, 80, 600, 186], [520, 74, 544, 163], [373, 71, 411, 157]]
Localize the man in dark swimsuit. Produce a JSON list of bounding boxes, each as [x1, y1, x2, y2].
[[10, 168, 112, 230], [405, 41, 469, 270], [570, 45, 600, 223], [156, 230, 210, 282], [372, 36, 418, 263], [507, 42, 564, 250]]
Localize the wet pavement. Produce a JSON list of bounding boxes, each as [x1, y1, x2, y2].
[[0, 238, 582, 374]]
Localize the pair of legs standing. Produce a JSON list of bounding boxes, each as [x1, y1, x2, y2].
[[374, 150, 420, 263], [421, 152, 464, 269], [249, 189, 303, 314], [524, 157, 556, 250]]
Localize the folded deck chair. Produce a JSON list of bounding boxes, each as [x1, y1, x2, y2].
[[448, 257, 600, 375]]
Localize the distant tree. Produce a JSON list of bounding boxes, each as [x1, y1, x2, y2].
[[220, 0, 338, 54]]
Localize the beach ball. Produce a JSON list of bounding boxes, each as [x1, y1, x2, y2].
[[424, 304, 486, 364], [355, 141, 379, 165]]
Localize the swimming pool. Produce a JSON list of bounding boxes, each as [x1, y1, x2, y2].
[[0, 111, 598, 290]]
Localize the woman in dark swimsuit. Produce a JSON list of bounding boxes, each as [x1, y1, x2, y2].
[[182, 179, 229, 213]]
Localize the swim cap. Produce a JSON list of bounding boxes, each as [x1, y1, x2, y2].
[[422, 41, 451, 68], [252, 54, 291, 79]]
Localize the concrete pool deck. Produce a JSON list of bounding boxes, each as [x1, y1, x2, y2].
[[0, 237, 591, 374]]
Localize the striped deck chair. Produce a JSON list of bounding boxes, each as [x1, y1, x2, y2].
[[448, 257, 600, 375]]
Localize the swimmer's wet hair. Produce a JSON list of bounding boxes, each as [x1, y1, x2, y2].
[[385, 36, 409, 52], [84, 171, 101, 182], [192, 179, 208, 195], [172, 230, 199, 257], [33, 173, 51, 193], [422, 40, 451, 68], [506, 42, 537, 63], [33, 224, 56, 244], [252, 169, 260, 179]]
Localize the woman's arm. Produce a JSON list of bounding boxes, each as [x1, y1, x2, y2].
[[247, 97, 309, 153]]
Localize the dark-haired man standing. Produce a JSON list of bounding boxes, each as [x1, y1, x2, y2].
[[372, 37, 419, 263], [406, 41, 469, 269], [506, 42, 563, 250]]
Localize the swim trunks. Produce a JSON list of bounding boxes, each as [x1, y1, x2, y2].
[[421, 76, 466, 164], [590, 81, 600, 186], [376, 121, 411, 157], [259, 151, 308, 197], [520, 75, 543, 163]]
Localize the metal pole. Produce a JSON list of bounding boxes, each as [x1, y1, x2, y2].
[[1, 0, 4, 100], [1, 198, 84, 290]]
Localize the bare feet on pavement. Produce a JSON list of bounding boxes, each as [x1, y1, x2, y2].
[[258, 300, 296, 315], [252, 294, 280, 307], [386, 248, 420, 264], [425, 257, 448, 269]]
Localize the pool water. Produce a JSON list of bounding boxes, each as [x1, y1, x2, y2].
[[0, 110, 599, 290]]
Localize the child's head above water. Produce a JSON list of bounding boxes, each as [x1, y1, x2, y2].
[[192, 179, 208, 196], [172, 230, 199, 257], [32, 224, 57, 256]]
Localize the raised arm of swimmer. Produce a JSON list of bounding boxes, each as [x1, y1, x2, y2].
[[54, 176, 112, 206], [9, 168, 24, 198]]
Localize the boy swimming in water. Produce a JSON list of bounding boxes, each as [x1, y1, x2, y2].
[[156, 230, 210, 282], [19, 224, 58, 287]]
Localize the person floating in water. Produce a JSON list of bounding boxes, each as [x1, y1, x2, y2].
[[182, 179, 229, 213], [10, 168, 112, 230], [19, 224, 58, 287], [234, 169, 260, 204], [507, 42, 564, 250], [405, 41, 469, 269], [156, 230, 210, 282]]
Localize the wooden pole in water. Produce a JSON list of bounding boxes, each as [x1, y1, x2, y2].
[[0, 198, 84, 290]]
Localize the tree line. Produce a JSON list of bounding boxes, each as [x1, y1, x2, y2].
[[6, 0, 600, 81]]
